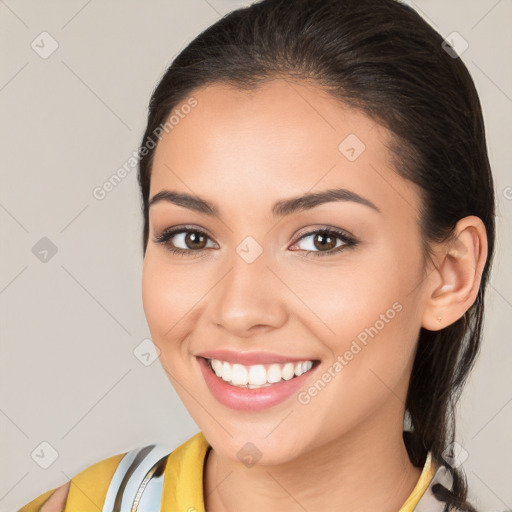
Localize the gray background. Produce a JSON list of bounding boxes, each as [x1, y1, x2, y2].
[[1, 1, 510, 511]]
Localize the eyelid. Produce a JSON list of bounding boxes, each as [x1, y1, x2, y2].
[[153, 224, 358, 258], [290, 225, 357, 254], [153, 224, 212, 239], [294, 224, 355, 241]]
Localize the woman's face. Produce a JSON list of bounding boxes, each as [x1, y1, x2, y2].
[[142, 79, 432, 465]]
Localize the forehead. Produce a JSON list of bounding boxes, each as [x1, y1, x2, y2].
[[150, 79, 421, 222]]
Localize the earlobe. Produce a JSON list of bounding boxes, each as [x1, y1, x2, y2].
[[421, 216, 488, 331]]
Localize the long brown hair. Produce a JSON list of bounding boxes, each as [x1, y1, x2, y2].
[[137, 1, 496, 509]]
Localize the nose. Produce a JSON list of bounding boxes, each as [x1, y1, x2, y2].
[[209, 246, 288, 338]]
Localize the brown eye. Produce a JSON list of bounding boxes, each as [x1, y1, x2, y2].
[[184, 231, 208, 250], [291, 227, 358, 258], [312, 232, 338, 251], [153, 227, 217, 256]]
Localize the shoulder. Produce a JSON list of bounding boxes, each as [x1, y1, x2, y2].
[[39, 482, 70, 512], [17, 482, 69, 512], [17, 435, 205, 512], [16, 450, 128, 512]]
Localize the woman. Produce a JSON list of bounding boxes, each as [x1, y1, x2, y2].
[[18, 0, 495, 510]]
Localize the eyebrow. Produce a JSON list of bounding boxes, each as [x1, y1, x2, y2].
[[148, 187, 380, 217]]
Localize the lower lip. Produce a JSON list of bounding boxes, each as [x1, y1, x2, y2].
[[197, 357, 319, 411]]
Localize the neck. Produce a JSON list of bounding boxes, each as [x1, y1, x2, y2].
[[203, 411, 423, 512]]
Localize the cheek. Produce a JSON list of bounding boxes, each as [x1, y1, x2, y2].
[[290, 245, 423, 392], [141, 257, 170, 337], [290, 269, 421, 448], [286, 246, 420, 344], [142, 255, 186, 346], [141, 253, 211, 359]]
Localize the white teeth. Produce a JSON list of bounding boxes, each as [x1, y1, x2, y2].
[[221, 361, 232, 382], [231, 364, 248, 386], [282, 362, 295, 380], [207, 358, 315, 388], [267, 364, 282, 383], [248, 365, 267, 385], [211, 359, 223, 377]]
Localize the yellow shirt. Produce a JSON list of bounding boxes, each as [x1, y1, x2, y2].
[[17, 432, 436, 511]]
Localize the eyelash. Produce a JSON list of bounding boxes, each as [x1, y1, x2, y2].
[[153, 225, 358, 259]]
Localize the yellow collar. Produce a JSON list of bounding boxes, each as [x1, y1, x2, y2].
[[161, 432, 435, 512]]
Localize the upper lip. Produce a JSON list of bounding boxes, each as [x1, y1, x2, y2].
[[197, 349, 318, 366]]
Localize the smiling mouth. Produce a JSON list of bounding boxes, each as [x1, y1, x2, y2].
[[201, 357, 320, 389]]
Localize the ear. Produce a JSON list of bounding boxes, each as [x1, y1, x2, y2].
[[421, 216, 488, 331]]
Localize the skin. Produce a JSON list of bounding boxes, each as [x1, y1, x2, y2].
[[39, 482, 70, 512], [141, 79, 487, 512]]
